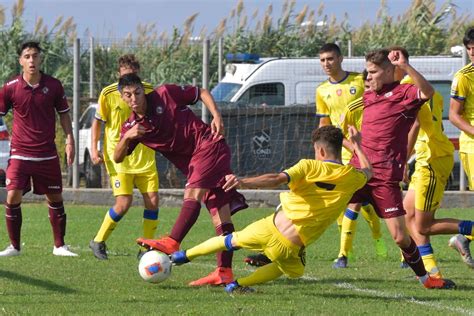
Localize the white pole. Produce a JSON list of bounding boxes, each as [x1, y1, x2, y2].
[[73, 38, 81, 188]]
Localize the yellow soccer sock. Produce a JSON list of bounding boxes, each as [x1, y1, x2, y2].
[[336, 211, 344, 233], [361, 204, 382, 240], [143, 209, 159, 239], [418, 244, 441, 276], [338, 208, 358, 258], [186, 235, 227, 260], [94, 208, 122, 242], [237, 262, 283, 286], [466, 235, 473, 241]]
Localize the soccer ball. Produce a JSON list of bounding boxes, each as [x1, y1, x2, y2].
[[138, 250, 172, 283]]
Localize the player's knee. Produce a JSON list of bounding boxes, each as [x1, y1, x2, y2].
[[417, 225, 432, 236]]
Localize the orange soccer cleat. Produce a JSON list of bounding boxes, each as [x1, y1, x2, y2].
[[136, 236, 180, 255], [188, 267, 234, 286]]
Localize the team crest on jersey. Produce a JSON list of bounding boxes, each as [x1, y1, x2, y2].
[[42, 87, 49, 94], [336, 89, 342, 96], [156, 106, 163, 114], [384, 92, 393, 98], [114, 179, 121, 188], [349, 87, 357, 95]]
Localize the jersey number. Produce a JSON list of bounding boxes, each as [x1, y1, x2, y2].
[[315, 182, 336, 190]]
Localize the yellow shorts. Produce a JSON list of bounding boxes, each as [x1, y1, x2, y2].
[[408, 156, 453, 212], [460, 152, 474, 190], [233, 214, 305, 278], [110, 170, 159, 196]]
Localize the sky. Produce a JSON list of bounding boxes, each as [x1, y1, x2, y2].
[[0, 0, 472, 39]]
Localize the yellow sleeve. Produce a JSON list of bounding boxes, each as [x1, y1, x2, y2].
[[451, 73, 470, 100], [96, 90, 109, 122], [285, 160, 322, 184], [417, 102, 434, 137], [315, 88, 329, 117]]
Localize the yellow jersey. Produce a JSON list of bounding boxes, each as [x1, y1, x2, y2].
[[316, 72, 364, 162], [339, 96, 364, 163], [451, 63, 474, 153], [280, 159, 367, 246], [95, 81, 156, 175], [400, 76, 454, 163], [415, 96, 454, 164]]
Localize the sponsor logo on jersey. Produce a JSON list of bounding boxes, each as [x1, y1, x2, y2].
[[5, 178, 10, 185], [336, 89, 342, 96], [115, 179, 121, 188], [6, 79, 19, 86], [48, 185, 61, 189], [385, 207, 398, 212], [349, 87, 357, 95], [384, 92, 393, 98]]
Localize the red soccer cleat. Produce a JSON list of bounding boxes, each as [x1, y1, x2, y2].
[[422, 276, 456, 289], [136, 236, 180, 255], [188, 267, 234, 286]]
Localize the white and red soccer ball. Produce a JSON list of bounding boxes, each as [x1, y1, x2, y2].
[[138, 250, 172, 283]]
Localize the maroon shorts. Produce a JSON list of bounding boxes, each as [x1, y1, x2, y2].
[[350, 179, 405, 219], [186, 139, 249, 216], [6, 157, 62, 195]]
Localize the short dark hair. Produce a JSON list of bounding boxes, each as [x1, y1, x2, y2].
[[362, 69, 368, 80], [311, 125, 343, 157], [387, 45, 409, 61], [463, 27, 474, 47], [118, 54, 140, 72], [365, 49, 392, 69], [118, 73, 143, 92], [319, 43, 341, 56], [18, 41, 41, 56]]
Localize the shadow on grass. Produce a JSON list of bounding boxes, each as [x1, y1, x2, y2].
[[0, 269, 78, 294]]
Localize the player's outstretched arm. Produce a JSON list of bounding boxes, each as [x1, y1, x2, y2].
[[389, 50, 434, 100], [347, 125, 372, 181], [200, 88, 224, 138], [59, 112, 75, 165], [223, 173, 288, 192]]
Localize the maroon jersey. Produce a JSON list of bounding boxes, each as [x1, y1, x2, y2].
[[121, 84, 209, 174], [350, 82, 425, 181], [0, 73, 69, 158]]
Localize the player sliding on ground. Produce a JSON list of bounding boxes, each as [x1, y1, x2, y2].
[[170, 125, 372, 292]]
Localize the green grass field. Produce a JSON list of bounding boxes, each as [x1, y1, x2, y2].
[[0, 204, 473, 315]]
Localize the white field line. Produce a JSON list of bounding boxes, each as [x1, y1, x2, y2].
[[189, 262, 474, 316]]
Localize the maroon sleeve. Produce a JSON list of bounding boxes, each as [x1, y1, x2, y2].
[[402, 84, 425, 110], [120, 121, 139, 155], [164, 84, 200, 108], [0, 84, 12, 116], [55, 80, 70, 113]]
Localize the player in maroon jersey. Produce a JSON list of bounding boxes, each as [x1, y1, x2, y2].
[[114, 73, 247, 286], [0, 41, 77, 257], [348, 48, 454, 289]]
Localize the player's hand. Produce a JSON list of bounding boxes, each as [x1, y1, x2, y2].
[[210, 116, 225, 140], [402, 163, 410, 184], [125, 123, 146, 140], [223, 174, 240, 192], [388, 50, 408, 68], [91, 149, 104, 165], [65, 142, 75, 166], [347, 125, 361, 147]]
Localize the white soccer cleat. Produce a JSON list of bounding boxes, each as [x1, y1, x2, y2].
[[53, 245, 78, 257], [0, 244, 21, 257], [448, 234, 474, 269]]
